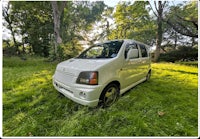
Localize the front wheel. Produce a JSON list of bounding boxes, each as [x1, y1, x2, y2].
[[99, 84, 119, 108]]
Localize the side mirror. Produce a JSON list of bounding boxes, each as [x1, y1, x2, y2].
[[127, 49, 139, 59]]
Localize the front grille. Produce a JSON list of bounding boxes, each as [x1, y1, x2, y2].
[[55, 70, 75, 84]]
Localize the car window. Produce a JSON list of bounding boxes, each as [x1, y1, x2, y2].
[[139, 44, 148, 57], [124, 43, 139, 59], [85, 47, 104, 58], [77, 40, 123, 59]]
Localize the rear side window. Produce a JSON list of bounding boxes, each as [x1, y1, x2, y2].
[[139, 44, 148, 57]]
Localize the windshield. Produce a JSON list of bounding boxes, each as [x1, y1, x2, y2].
[[77, 40, 124, 59]]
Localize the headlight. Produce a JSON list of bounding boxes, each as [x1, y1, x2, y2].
[[76, 71, 98, 85]]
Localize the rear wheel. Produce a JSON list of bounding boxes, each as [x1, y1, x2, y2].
[[99, 83, 119, 108]]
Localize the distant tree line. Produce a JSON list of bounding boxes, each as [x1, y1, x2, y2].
[[2, 1, 197, 62], [3, 1, 105, 60]]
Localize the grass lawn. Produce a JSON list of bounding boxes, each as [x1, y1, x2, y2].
[[3, 57, 198, 136]]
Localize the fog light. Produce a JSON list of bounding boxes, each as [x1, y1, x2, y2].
[[55, 82, 58, 86], [79, 92, 86, 99]]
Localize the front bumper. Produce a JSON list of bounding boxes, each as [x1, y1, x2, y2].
[[53, 76, 102, 107]]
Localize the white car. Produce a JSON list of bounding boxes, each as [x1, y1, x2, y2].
[[53, 39, 151, 107]]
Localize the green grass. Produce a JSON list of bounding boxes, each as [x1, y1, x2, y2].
[[3, 57, 198, 136], [175, 61, 198, 67]]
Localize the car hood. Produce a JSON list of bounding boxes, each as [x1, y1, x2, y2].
[[56, 58, 113, 76]]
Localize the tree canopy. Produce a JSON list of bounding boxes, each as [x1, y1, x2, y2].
[[109, 1, 156, 45], [2, 1, 198, 61]]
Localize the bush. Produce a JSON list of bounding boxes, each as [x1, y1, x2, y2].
[[3, 46, 17, 56], [48, 42, 83, 61], [159, 46, 198, 62]]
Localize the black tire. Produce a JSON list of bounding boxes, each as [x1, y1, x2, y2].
[[146, 70, 151, 81], [99, 83, 119, 108]]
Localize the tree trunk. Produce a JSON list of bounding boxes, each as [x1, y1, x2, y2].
[[10, 25, 19, 55], [174, 31, 177, 50], [3, 3, 19, 55], [154, 1, 165, 62], [191, 37, 195, 47], [106, 19, 110, 38], [51, 1, 66, 55]]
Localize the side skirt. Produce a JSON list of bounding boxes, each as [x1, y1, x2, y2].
[[120, 77, 146, 95]]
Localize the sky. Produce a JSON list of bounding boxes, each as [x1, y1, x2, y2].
[[2, 1, 10, 40], [104, 0, 121, 7]]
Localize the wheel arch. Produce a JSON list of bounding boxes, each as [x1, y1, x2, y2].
[[105, 80, 121, 90], [99, 80, 120, 100]]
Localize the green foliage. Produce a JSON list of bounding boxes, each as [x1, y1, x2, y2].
[[3, 40, 16, 56], [3, 57, 198, 136], [109, 1, 156, 45], [7, 1, 54, 56], [48, 41, 83, 62], [3, 1, 105, 58], [97, 7, 114, 40], [53, 1, 105, 59], [164, 1, 198, 38], [76, 1, 105, 26], [57, 42, 83, 61], [3, 1, 197, 62], [59, 1, 105, 44], [159, 46, 198, 62]]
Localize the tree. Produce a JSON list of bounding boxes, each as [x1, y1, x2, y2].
[[60, 1, 105, 43], [162, 26, 184, 51], [102, 7, 114, 40], [3, 1, 54, 56], [164, 1, 198, 38], [50, 1, 105, 60], [149, 1, 167, 62], [94, 6, 114, 41], [3, 2, 20, 55], [51, 1, 67, 55], [109, 1, 156, 45], [148, 1, 198, 61], [80, 6, 114, 43]]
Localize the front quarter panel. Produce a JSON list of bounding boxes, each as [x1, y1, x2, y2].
[[97, 42, 127, 89], [98, 58, 122, 86]]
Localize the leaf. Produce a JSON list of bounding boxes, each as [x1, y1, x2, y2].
[[158, 111, 165, 116], [28, 132, 33, 136]]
